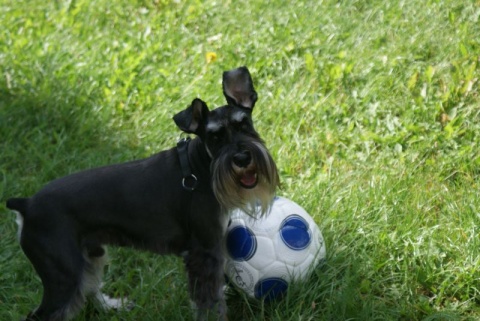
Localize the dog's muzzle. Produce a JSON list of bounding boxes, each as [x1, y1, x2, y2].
[[232, 150, 258, 189], [211, 141, 279, 215]]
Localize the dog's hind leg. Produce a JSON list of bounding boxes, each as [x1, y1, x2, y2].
[[82, 245, 134, 311], [81, 245, 108, 306], [20, 225, 87, 321]]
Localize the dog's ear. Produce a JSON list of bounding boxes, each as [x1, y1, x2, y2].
[[223, 66, 258, 109], [173, 98, 209, 134]]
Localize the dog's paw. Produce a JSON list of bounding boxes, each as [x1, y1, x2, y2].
[[95, 292, 135, 311]]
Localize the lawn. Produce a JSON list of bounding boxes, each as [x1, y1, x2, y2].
[[1, 0, 479, 320]]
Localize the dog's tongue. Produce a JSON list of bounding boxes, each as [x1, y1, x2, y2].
[[240, 171, 257, 188]]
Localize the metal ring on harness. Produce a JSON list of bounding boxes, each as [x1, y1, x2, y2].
[[182, 174, 198, 191]]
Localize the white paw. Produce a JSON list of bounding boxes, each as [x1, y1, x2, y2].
[[95, 292, 135, 311]]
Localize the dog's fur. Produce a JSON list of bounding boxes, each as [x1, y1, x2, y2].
[[6, 66, 279, 321]]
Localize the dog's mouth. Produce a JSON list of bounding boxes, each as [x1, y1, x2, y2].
[[239, 169, 258, 189]]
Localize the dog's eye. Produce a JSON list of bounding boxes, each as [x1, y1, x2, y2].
[[234, 118, 249, 131], [210, 127, 225, 140]]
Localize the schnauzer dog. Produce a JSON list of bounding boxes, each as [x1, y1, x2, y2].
[[6, 66, 279, 321]]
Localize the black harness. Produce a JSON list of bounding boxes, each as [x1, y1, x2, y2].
[[176, 138, 199, 191]]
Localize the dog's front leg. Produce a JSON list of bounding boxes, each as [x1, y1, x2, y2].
[[184, 243, 228, 321]]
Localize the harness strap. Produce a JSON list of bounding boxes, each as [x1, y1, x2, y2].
[[177, 138, 198, 191]]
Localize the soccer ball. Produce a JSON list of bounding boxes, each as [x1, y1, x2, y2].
[[225, 196, 326, 300]]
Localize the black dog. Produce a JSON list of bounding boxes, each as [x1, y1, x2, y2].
[[6, 66, 279, 321]]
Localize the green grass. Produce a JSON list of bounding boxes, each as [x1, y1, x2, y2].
[[1, 0, 479, 320]]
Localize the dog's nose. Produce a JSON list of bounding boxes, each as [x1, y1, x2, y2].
[[233, 151, 252, 168]]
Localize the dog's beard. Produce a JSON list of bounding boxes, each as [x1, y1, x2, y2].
[[211, 141, 279, 217]]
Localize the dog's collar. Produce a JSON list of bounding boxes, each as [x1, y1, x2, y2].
[[177, 138, 199, 191]]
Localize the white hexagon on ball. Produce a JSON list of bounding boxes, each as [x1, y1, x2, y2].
[[225, 196, 326, 300]]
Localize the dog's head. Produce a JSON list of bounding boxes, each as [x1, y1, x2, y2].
[[173, 66, 279, 216]]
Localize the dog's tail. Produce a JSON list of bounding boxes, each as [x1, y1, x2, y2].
[[6, 197, 29, 216]]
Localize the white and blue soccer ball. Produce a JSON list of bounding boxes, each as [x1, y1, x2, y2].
[[225, 196, 326, 300]]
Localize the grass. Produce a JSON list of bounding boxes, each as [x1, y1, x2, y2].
[[1, 0, 479, 320]]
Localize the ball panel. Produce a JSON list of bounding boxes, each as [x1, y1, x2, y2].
[[225, 261, 258, 297], [226, 225, 257, 261], [246, 235, 277, 270], [232, 209, 279, 238], [280, 214, 312, 250], [254, 277, 288, 301], [273, 235, 312, 266]]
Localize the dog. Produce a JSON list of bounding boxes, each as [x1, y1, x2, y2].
[[6, 66, 280, 321]]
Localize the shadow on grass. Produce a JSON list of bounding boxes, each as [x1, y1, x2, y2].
[[0, 75, 139, 199], [0, 73, 154, 319]]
